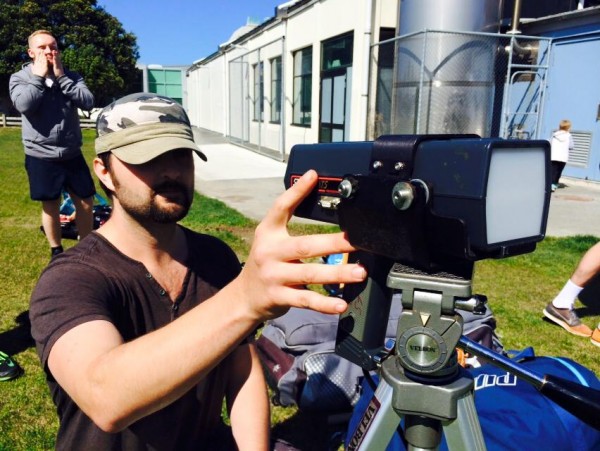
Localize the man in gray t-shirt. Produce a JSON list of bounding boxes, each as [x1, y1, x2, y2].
[[29, 92, 367, 450]]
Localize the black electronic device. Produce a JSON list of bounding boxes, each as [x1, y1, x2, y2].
[[284, 134, 551, 270]]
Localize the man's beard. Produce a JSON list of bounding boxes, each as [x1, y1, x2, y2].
[[115, 180, 192, 224]]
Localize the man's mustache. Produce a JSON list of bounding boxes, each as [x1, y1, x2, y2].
[[153, 181, 189, 196]]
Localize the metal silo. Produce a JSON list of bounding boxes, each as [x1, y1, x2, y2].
[[392, 0, 504, 136]]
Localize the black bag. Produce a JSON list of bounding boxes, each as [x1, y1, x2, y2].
[[256, 296, 501, 412]]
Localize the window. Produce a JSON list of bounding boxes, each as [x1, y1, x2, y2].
[[293, 46, 312, 126], [321, 33, 353, 71], [270, 57, 282, 123], [253, 62, 264, 121], [148, 69, 183, 104], [319, 33, 353, 143]]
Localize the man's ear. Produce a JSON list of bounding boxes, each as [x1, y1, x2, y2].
[[93, 156, 116, 192], [27, 48, 35, 60]]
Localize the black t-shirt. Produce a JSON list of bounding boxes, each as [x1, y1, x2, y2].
[[29, 229, 242, 450]]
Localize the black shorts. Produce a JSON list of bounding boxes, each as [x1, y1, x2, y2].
[[25, 154, 96, 201]]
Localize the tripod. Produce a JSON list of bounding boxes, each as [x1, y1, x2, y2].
[[345, 263, 600, 451]]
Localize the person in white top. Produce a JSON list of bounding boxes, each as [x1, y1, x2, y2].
[[549, 119, 574, 192]]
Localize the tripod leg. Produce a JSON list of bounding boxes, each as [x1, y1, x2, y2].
[[346, 378, 402, 451], [348, 379, 486, 451], [404, 415, 443, 449], [443, 391, 486, 451]]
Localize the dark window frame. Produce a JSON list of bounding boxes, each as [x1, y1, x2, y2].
[[270, 56, 282, 124], [253, 62, 264, 122], [292, 46, 312, 127]]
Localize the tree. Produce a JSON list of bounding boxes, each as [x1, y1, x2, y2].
[[0, 0, 141, 111]]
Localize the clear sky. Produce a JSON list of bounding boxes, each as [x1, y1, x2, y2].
[[97, 0, 282, 66]]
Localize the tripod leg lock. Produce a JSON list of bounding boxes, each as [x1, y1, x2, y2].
[[382, 359, 475, 421]]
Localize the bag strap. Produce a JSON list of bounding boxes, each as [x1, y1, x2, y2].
[[546, 357, 590, 387]]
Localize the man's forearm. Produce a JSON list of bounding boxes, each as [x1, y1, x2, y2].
[[228, 345, 270, 450], [9, 77, 46, 114], [57, 75, 94, 111]]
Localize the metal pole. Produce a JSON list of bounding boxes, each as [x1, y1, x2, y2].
[[280, 36, 286, 161]]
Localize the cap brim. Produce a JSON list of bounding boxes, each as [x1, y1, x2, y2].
[[110, 136, 207, 164]]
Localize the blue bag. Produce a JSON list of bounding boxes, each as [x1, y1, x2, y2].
[[346, 349, 600, 450]]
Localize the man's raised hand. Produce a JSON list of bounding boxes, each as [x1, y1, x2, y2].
[[236, 170, 366, 321]]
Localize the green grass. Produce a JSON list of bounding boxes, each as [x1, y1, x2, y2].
[[0, 127, 598, 449]]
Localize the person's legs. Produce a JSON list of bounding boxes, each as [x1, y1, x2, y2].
[[555, 161, 566, 187], [64, 154, 96, 239], [69, 192, 94, 239], [579, 245, 600, 344], [26, 155, 65, 254], [544, 242, 600, 337], [570, 242, 600, 286], [592, 327, 600, 347], [41, 198, 63, 251], [551, 161, 561, 191]]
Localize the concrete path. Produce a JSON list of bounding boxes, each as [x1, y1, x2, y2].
[[546, 179, 600, 237], [193, 141, 286, 222]]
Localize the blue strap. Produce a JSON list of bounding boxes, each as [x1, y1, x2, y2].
[[547, 356, 590, 387]]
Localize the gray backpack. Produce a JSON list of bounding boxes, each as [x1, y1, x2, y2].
[[256, 297, 501, 412]]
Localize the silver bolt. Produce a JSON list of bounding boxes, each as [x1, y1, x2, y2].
[[372, 160, 383, 170], [338, 179, 354, 198], [392, 182, 414, 210], [394, 162, 405, 171]]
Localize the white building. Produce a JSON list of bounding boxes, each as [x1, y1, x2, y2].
[[186, 0, 398, 160], [187, 0, 600, 183]]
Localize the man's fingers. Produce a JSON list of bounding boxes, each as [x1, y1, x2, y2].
[[250, 231, 357, 272], [279, 261, 366, 287], [255, 285, 349, 315], [52, 51, 62, 64], [281, 232, 355, 260], [290, 289, 349, 314], [262, 170, 317, 227]]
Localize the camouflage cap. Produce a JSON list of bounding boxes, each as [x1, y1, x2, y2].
[[95, 93, 207, 164]]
